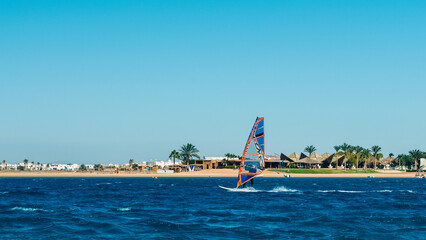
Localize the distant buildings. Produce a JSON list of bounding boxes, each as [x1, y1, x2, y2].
[[0, 155, 421, 172], [0, 159, 183, 172]]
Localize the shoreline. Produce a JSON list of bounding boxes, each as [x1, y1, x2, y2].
[[0, 169, 417, 178]]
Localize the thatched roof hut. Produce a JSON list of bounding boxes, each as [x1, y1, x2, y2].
[[302, 153, 324, 164], [379, 157, 396, 166], [288, 152, 301, 162], [322, 153, 336, 165], [300, 152, 308, 159], [280, 153, 293, 162], [337, 155, 345, 166]]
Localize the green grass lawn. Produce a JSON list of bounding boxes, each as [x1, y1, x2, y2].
[[268, 168, 377, 174]]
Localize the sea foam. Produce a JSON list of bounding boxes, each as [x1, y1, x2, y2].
[[11, 207, 49, 212], [268, 186, 300, 193], [317, 190, 336, 193], [117, 207, 132, 212], [223, 187, 262, 192], [376, 190, 393, 193], [337, 190, 365, 193]]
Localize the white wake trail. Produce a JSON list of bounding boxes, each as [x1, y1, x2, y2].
[[268, 186, 300, 193]]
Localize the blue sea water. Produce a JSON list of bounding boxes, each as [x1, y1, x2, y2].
[[0, 177, 425, 239]]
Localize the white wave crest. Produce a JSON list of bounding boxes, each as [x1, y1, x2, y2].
[[337, 190, 365, 193], [231, 187, 262, 192], [317, 190, 336, 193], [219, 186, 262, 192], [96, 183, 112, 186], [399, 190, 415, 193], [117, 207, 132, 212], [11, 207, 47, 212], [268, 186, 300, 193], [376, 190, 392, 193]]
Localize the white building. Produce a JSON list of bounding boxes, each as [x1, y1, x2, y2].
[[157, 159, 181, 168], [0, 161, 16, 170], [420, 158, 426, 170]]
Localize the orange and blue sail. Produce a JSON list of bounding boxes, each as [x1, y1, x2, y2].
[[237, 117, 265, 188]]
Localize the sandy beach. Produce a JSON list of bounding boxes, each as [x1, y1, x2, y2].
[[0, 169, 416, 178]]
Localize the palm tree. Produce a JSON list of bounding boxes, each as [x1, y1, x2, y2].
[[361, 148, 371, 173], [94, 164, 103, 171], [409, 149, 422, 170], [354, 146, 363, 172], [396, 154, 404, 170], [398, 154, 415, 170], [79, 164, 87, 171], [129, 159, 134, 172], [387, 153, 394, 168], [333, 145, 340, 153], [340, 143, 351, 171], [346, 146, 355, 171], [169, 150, 181, 167], [304, 145, 316, 155], [179, 143, 200, 166], [23, 159, 29, 170], [371, 145, 381, 171], [340, 143, 350, 152], [332, 145, 341, 169], [131, 164, 138, 171], [224, 153, 238, 168], [224, 153, 237, 159]]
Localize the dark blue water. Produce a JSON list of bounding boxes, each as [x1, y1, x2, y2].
[[0, 177, 424, 239]]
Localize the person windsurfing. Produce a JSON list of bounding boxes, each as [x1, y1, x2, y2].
[[236, 117, 265, 189], [219, 117, 265, 191]]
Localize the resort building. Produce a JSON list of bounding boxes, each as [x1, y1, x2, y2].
[[196, 153, 343, 170], [280, 152, 342, 169], [379, 156, 397, 170], [47, 164, 81, 171]]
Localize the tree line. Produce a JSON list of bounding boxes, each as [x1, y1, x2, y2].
[[304, 144, 425, 171]]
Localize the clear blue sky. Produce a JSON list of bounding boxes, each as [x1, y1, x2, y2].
[[1, 0, 425, 164]]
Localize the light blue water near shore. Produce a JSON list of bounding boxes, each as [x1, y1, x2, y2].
[[0, 177, 425, 239]]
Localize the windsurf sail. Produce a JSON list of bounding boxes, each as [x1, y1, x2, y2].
[[237, 117, 265, 188]]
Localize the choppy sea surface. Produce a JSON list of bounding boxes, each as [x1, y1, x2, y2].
[[0, 177, 425, 239]]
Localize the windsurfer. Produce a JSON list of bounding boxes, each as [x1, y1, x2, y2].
[[235, 117, 265, 189]]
